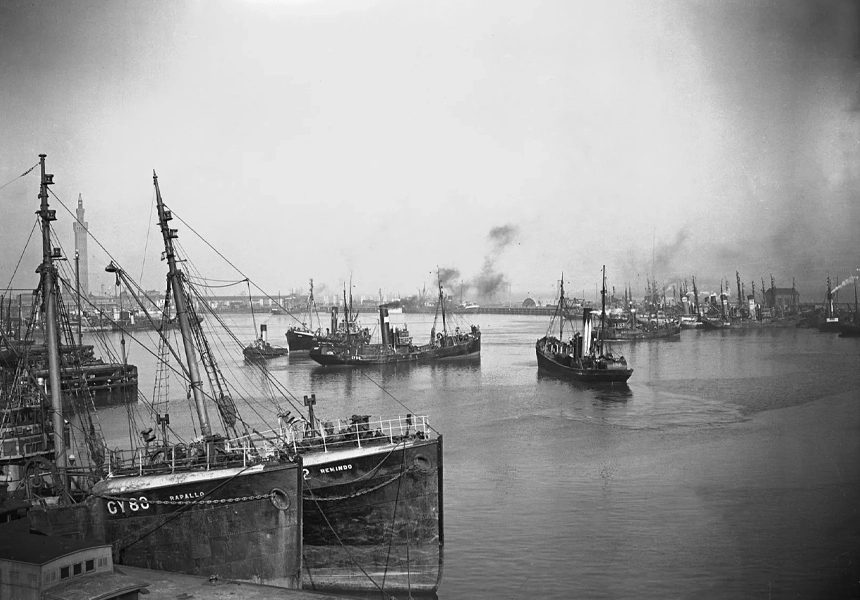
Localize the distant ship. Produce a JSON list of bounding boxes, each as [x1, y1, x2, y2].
[[310, 282, 481, 366]]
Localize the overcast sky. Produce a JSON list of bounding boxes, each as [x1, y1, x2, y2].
[[1, 0, 858, 305]]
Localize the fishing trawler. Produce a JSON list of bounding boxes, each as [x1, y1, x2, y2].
[[287, 282, 371, 353], [536, 267, 633, 384], [0, 342, 137, 409], [3, 157, 304, 587], [309, 280, 481, 367], [597, 309, 681, 341], [4, 158, 444, 595]]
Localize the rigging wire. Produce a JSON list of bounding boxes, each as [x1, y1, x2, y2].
[[168, 208, 304, 326], [0, 161, 39, 192], [2, 218, 39, 294]]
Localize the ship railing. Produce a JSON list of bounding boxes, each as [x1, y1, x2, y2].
[[229, 414, 432, 455], [106, 435, 276, 477]]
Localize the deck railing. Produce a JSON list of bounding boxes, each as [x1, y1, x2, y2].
[[105, 415, 432, 476]]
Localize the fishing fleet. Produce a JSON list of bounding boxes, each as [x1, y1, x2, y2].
[[1, 155, 857, 596]]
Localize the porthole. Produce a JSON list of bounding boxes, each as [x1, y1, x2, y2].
[[412, 455, 432, 473], [270, 488, 291, 511]]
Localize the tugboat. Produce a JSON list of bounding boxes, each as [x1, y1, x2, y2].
[[243, 323, 289, 359], [536, 266, 633, 384]]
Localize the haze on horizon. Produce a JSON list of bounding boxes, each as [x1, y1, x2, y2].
[[1, 0, 858, 308]]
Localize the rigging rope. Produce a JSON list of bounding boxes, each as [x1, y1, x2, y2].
[[0, 161, 39, 192], [3, 218, 38, 294]]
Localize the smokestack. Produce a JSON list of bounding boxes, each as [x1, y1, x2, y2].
[[260, 323, 267, 342], [379, 306, 391, 346], [331, 306, 338, 335]]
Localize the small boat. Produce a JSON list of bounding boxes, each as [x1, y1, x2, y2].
[[535, 267, 633, 384], [243, 324, 289, 359], [309, 279, 481, 367]]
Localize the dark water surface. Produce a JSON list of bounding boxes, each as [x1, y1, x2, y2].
[[87, 314, 860, 599]]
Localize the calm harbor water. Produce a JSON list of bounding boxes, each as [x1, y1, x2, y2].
[[85, 313, 860, 599]]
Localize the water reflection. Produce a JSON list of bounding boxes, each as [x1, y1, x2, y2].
[[536, 370, 633, 398]]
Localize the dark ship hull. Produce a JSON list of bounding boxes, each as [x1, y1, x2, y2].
[[27, 460, 303, 587], [242, 346, 289, 360], [301, 435, 443, 593], [309, 336, 480, 367], [39, 363, 138, 409], [818, 318, 842, 333], [698, 317, 732, 330], [1, 344, 138, 409], [599, 324, 681, 341], [535, 338, 633, 384], [286, 328, 317, 352], [838, 323, 860, 337]]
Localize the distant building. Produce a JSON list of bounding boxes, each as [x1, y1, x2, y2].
[[522, 298, 536, 308], [0, 529, 148, 600], [764, 287, 800, 309], [72, 194, 90, 298]]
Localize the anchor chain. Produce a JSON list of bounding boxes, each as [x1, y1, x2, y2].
[[92, 492, 275, 505], [304, 466, 415, 502]]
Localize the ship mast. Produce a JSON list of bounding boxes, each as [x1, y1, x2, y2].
[[37, 154, 67, 476], [600, 265, 607, 356], [438, 275, 448, 337], [153, 171, 212, 437], [558, 273, 564, 341]]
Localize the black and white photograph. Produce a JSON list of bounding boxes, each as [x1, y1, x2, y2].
[[1, 1, 859, 599]]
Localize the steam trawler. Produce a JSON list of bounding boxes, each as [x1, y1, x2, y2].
[[3, 157, 304, 587], [536, 267, 633, 384], [309, 280, 480, 366]]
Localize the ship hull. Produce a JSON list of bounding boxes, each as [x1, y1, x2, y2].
[[27, 461, 303, 588], [286, 329, 317, 352], [37, 363, 139, 409], [535, 343, 633, 384], [309, 338, 480, 367], [301, 436, 443, 593], [599, 326, 681, 342]]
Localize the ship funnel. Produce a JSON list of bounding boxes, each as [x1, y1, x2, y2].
[[379, 307, 391, 346], [330, 306, 338, 335], [260, 323, 267, 342]]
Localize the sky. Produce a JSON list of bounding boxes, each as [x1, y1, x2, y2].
[[1, 0, 858, 306]]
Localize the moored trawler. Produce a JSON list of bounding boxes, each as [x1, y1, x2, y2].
[[6, 157, 304, 588], [271, 407, 443, 593]]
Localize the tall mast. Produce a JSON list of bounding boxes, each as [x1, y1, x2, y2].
[[153, 171, 212, 437], [438, 272, 448, 336], [692, 276, 699, 315], [559, 273, 564, 341], [37, 154, 67, 474], [343, 287, 350, 344], [600, 266, 607, 356]]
